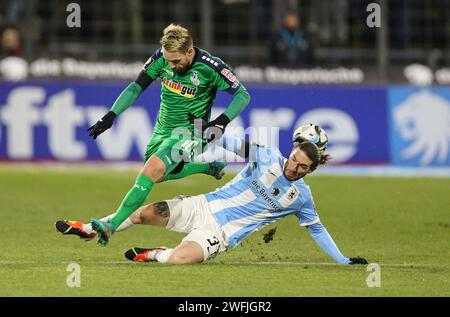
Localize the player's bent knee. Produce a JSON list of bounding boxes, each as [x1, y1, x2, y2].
[[168, 253, 203, 264], [141, 155, 166, 182]]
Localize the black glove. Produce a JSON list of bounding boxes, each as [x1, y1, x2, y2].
[[349, 257, 368, 265], [188, 113, 230, 142], [87, 111, 116, 139]]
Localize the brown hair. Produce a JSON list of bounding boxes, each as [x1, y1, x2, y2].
[[160, 23, 193, 53], [296, 141, 331, 171]]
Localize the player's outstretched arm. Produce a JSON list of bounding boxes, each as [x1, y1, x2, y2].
[[206, 86, 250, 141], [222, 85, 250, 122], [87, 70, 154, 139], [214, 135, 262, 159], [306, 222, 368, 265], [110, 71, 153, 116]]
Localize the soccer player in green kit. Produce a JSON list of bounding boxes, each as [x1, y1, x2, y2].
[[55, 24, 250, 246]]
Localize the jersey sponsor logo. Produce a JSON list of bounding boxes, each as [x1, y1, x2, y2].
[[221, 68, 237, 83], [162, 77, 198, 98], [251, 179, 281, 212]]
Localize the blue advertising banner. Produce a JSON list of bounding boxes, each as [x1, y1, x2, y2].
[[215, 85, 389, 164], [389, 87, 450, 167], [0, 81, 388, 164]]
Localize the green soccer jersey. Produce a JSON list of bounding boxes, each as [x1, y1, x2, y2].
[[143, 47, 244, 135]]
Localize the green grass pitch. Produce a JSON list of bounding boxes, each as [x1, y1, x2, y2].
[[0, 167, 449, 296]]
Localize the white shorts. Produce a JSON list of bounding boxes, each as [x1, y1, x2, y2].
[[165, 195, 227, 261]]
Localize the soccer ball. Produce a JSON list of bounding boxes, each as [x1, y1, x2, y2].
[[292, 123, 328, 151]]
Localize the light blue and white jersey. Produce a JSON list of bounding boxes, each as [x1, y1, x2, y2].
[[204, 145, 319, 248]]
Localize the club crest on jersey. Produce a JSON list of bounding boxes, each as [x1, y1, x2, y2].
[[190, 71, 200, 86], [287, 188, 298, 200], [162, 77, 197, 98]]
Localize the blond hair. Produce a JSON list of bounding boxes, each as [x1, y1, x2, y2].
[[160, 23, 193, 53]]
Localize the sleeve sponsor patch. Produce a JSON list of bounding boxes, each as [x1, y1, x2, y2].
[[221, 68, 237, 83], [143, 56, 154, 70]]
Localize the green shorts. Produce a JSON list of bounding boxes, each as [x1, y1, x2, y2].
[[144, 130, 207, 172]]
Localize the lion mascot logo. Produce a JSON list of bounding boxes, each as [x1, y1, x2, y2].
[[394, 90, 450, 165]]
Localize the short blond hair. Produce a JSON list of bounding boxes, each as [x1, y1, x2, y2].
[[160, 23, 193, 53]]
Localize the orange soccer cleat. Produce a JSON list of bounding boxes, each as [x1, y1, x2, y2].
[[124, 247, 167, 262]]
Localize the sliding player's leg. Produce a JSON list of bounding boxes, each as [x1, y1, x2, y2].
[[125, 195, 226, 264], [125, 240, 203, 264], [124, 229, 223, 264]]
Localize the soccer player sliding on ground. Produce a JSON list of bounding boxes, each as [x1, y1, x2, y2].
[[55, 23, 250, 245], [57, 125, 368, 265], [121, 136, 367, 264]]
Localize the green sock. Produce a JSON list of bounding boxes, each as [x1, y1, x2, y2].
[[110, 174, 154, 229], [164, 162, 210, 181]]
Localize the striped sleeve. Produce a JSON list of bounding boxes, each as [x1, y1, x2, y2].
[[198, 55, 241, 95], [143, 48, 164, 80], [297, 191, 320, 226]]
